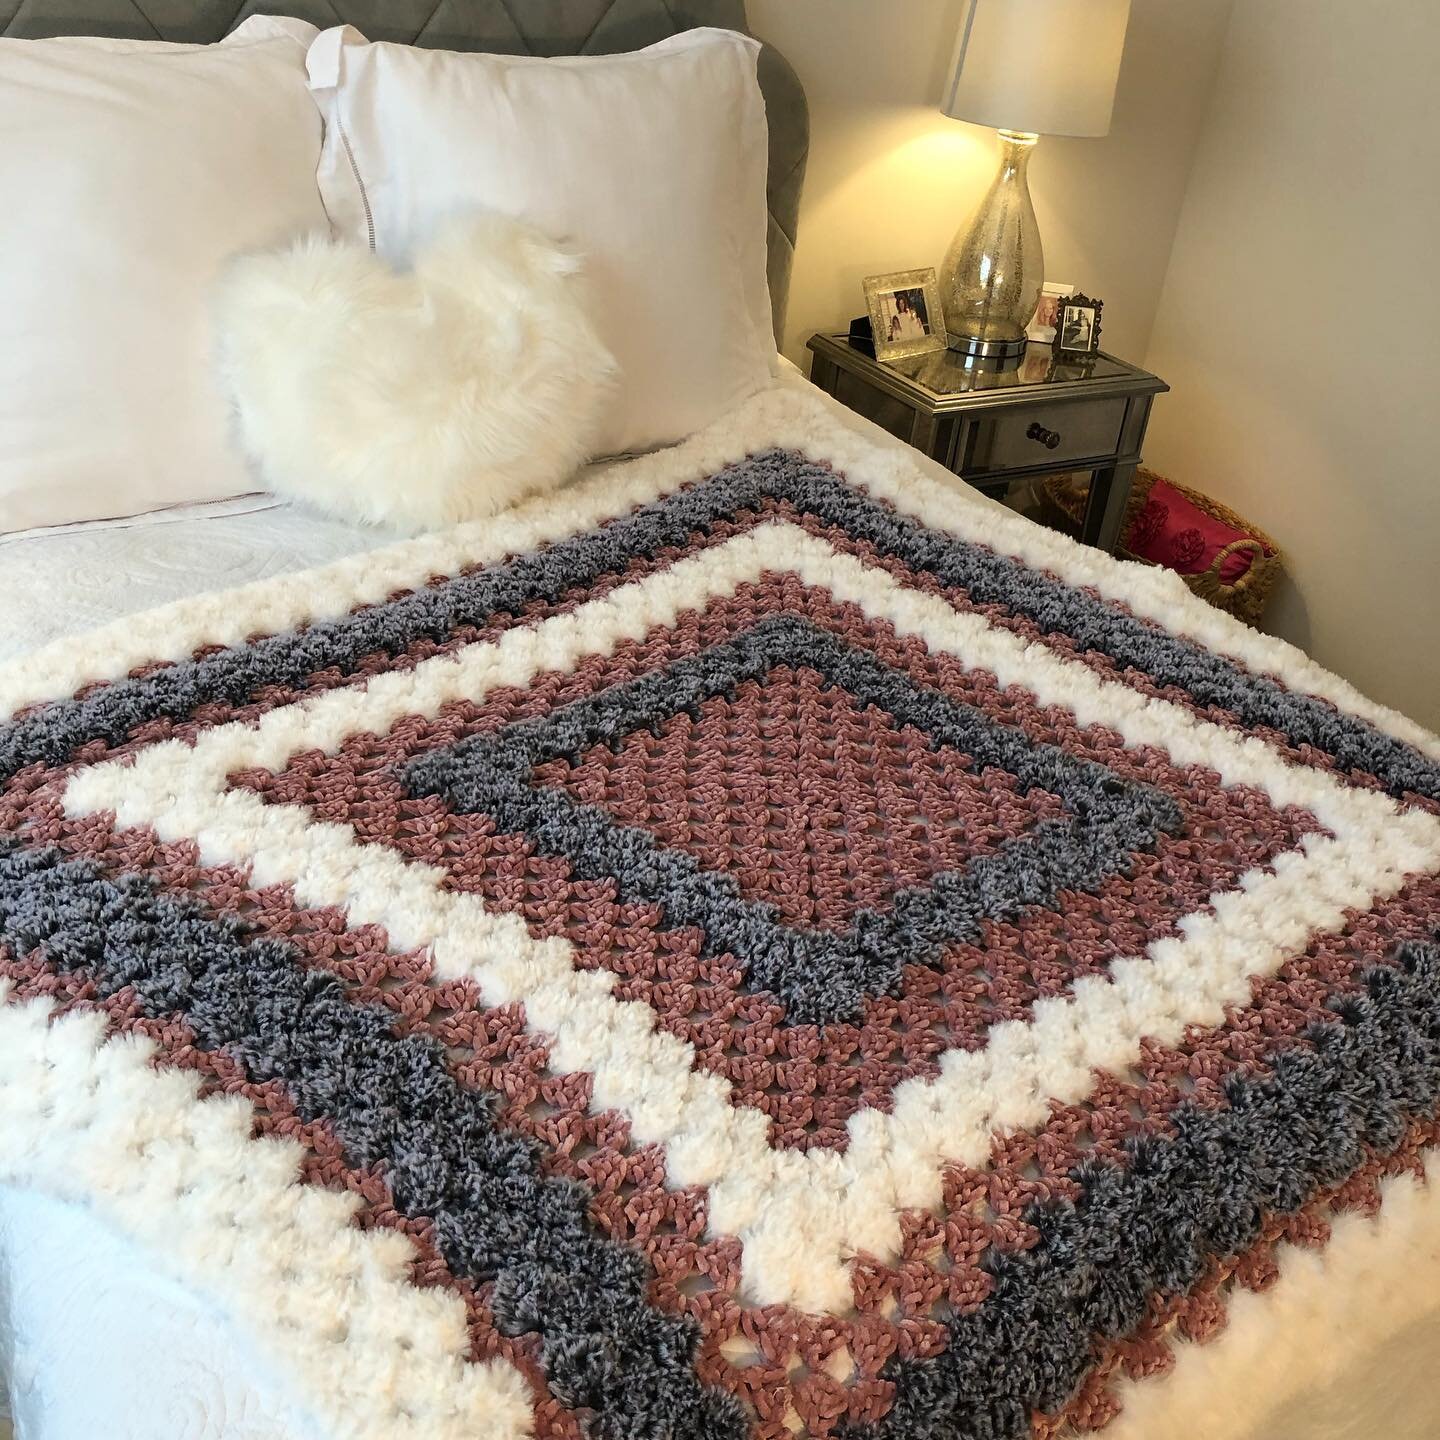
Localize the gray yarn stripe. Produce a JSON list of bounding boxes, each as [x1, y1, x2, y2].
[[407, 615, 1181, 1026], [5, 838, 1437, 1439], [0, 841, 745, 1440], [847, 937, 1440, 1440], [3, 453, 1434, 802]]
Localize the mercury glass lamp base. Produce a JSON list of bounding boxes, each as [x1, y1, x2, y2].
[[946, 332, 1029, 363], [939, 129, 1044, 366]]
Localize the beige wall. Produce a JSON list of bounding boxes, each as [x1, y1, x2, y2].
[[748, 0, 1235, 366], [748, 0, 1439, 729], [1142, 1, 1440, 727]]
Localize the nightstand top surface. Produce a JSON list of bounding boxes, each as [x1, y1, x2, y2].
[[806, 333, 1167, 413]]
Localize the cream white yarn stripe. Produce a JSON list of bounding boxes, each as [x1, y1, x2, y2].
[[0, 392, 786, 720], [0, 989, 534, 1440], [6, 380, 1438, 764], [64, 524, 1440, 1315]]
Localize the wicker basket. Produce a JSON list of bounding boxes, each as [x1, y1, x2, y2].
[[1043, 469, 1283, 627]]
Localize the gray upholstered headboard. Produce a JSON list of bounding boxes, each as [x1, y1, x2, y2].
[[1, 0, 808, 339]]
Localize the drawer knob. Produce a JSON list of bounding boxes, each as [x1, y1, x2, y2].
[[1026, 421, 1062, 450]]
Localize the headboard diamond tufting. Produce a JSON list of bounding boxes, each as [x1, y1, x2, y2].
[[2, 0, 807, 339]]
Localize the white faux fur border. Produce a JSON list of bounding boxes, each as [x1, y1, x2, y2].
[[3, 379, 1437, 767], [0, 988, 533, 1440]]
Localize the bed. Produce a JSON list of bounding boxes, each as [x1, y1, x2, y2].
[[5, 7, 1440, 1440]]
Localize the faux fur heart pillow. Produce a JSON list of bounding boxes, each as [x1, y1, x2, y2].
[[216, 213, 617, 531]]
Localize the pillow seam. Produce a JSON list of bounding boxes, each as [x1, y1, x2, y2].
[[337, 119, 376, 253]]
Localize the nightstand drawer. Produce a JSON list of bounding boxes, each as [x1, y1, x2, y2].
[[805, 332, 1167, 553], [967, 398, 1127, 472]]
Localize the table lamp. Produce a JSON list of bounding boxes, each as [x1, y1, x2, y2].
[[939, 0, 1131, 362]]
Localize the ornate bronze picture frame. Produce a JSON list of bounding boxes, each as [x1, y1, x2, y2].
[[1053, 293, 1104, 359]]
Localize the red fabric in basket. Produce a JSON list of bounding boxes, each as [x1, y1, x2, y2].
[[1125, 478, 1267, 585]]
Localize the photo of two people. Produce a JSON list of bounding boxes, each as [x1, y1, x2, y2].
[[879, 287, 933, 344]]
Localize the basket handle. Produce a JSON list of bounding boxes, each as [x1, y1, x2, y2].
[[1205, 538, 1267, 588]]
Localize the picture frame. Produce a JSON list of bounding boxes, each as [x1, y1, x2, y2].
[[1053, 293, 1104, 358], [1026, 281, 1076, 343], [863, 268, 947, 361]]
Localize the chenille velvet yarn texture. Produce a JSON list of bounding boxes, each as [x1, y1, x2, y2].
[[4, 385, 1440, 1440]]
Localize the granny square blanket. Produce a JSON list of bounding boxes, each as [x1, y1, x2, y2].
[[4, 387, 1440, 1440]]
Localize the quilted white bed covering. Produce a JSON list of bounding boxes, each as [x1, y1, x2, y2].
[[0, 502, 384, 668], [5, 378, 1440, 1440], [0, 362, 907, 669], [0, 1187, 323, 1439]]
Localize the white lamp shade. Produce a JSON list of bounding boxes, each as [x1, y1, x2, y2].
[[942, 0, 1132, 138]]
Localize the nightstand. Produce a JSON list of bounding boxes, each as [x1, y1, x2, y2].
[[806, 334, 1168, 553]]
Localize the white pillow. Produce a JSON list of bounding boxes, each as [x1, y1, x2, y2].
[[216, 213, 618, 532], [0, 17, 326, 537], [305, 25, 775, 458]]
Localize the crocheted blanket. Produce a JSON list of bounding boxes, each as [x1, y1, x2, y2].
[[3, 387, 1440, 1440]]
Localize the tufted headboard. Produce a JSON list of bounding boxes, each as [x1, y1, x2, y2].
[[2, 0, 808, 339]]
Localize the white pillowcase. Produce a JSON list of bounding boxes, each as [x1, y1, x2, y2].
[[0, 17, 327, 537], [305, 25, 775, 458], [216, 213, 617, 532]]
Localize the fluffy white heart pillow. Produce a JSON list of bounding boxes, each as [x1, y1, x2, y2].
[[216, 213, 617, 531]]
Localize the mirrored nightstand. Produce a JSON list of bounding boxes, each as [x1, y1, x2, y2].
[[806, 334, 1168, 553]]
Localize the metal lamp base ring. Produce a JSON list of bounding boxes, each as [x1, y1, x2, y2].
[[946, 332, 1029, 365]]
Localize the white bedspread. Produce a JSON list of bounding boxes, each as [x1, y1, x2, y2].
[[0, 503, 384, 667], [0, 360, 836, 666], [0, 1187, 322, 1440]]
